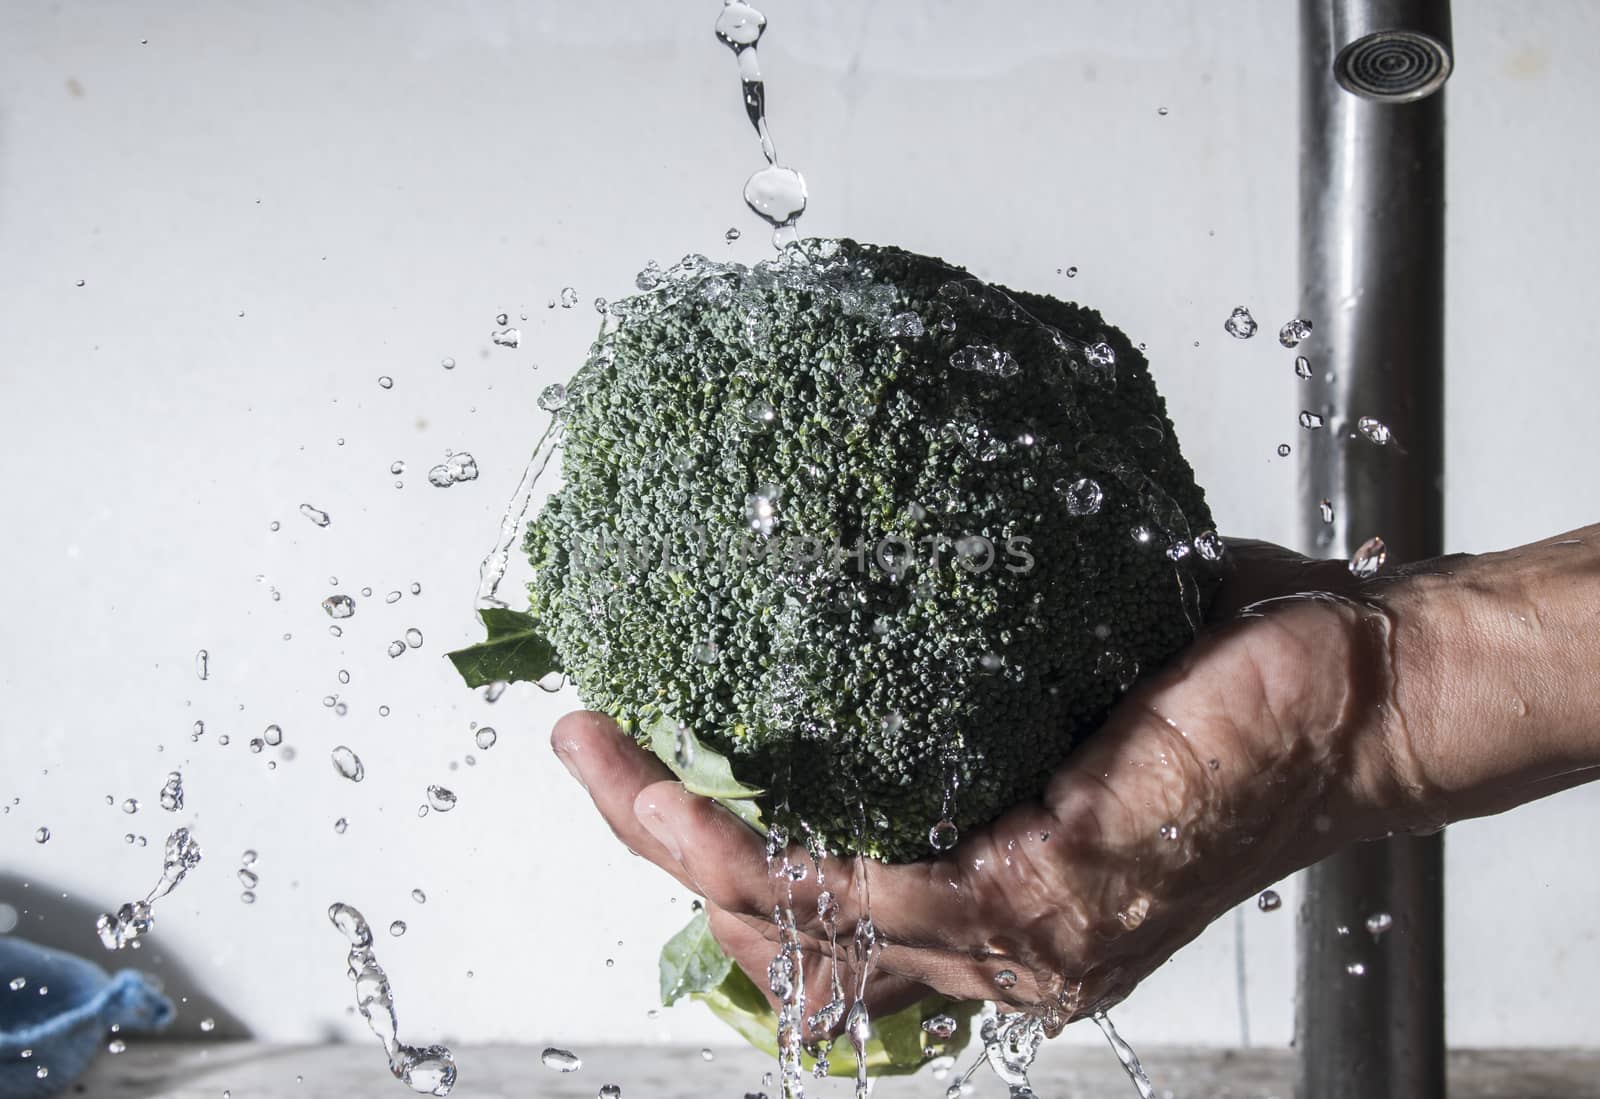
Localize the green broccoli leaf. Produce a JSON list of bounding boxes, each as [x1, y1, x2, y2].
[[643, 713, 765, 831], [445, 608, 561, 688], [660, 910, 979, 1078], [659, 908, 735, 1007]]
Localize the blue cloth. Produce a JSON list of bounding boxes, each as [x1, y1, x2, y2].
[[0, 937, 173, 1099]]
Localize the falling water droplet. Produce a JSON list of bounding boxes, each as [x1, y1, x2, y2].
[[1278, 318, 1314, 347], [33, 827, 49, 844], [994, 970, 1018, 990], [331, 747, 365, 782], [1224, 307, 1258, 339], [1320, 498, 1335, 524], [1295, 355, 1313, 379], [491, 327, 521, 348], [1349, 536, 1387, 579], [299, 504, 331, 527], [426, 785, 457, 813], [333, 818, 348, 834], [122, 799, 140, 814], [389, 921, 407, 937], [1299, 410, 1325, 430], [158, 773, 184, 812], [1258, 890, 1282, 912], [388, 640, 406, 658], [1366, 912, 1393, 938], [474, 727, 497, 750], [405, 628, 424, 649], [1277, 443, 1291, 457], [378, 376, 394, 389], [323, 595, 356, 619], [1357, 416, 1393, 445], [929, 819, 958, 851], [194, 650, 209, 680], [542, 1048, 582, 1073]]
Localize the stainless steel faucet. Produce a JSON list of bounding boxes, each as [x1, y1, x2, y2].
[[1296, 2, 1452, 1096]]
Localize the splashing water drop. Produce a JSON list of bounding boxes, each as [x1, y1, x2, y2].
[[299, 504, 331, 527], [1320, 498, 1335, 524], [1224, 307, 1258, 339], [426, 786, 457, 813], [1277, 443, 1291, 457], [1057, 477, 1103, 517], [96, 828, 202, 950], [1357, 416, 1393, 445], [1299, 410, 1325, 430], [474, 727, 497, 750], [743, 399, 776, 431], [194, 649, 209, 680], [158, 773, 184, 813], [388, 640, 406, 658], [538, 383, 568, 412], [993, 969, 1017, 990], [1278, 318, 1314, 347], [491, 327, 521, 348], [1258, 890, 1282, 912], [949, 344, 1020, 378], [328, 902, 456, 1094], [323, 595, 356, 619], [1349, 536, 1387, 579], [542, 1048, 582, 1073], [1366, 911, 1393, 938], [743, 485, 780, 535], [331, 747, 365, 782], [1094, 1012, 1158, 1099], [1194, 530, 1224, 561], [1295, 355, 1313, 379], [33, 827, 49, 844]]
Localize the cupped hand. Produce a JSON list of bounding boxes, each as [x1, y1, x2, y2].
[[551, 541, 1425, 1035]]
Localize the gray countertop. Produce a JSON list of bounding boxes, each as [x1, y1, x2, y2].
[[69, 1042, 1600, 1098]]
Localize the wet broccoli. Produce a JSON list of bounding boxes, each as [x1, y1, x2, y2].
[[453, 238, 1222, 862]]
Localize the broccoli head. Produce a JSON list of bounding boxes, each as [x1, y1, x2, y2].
[[461, 238, 1223, 862]]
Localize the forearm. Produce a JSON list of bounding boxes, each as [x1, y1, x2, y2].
[[1370, 524, 1600, 828]]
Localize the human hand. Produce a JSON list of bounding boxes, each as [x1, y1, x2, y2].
[[551, 540, 1433, 1034]]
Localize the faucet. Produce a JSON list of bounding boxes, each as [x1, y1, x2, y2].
[[1296, 2, 1452, 1096]]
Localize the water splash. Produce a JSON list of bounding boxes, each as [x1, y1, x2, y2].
[[328, 902, 457, 1095], [96, 828, 202, 950], [714, 2, 807, 247], [1094, 1011, 1157, 1098], [475, 418, 563, 611]]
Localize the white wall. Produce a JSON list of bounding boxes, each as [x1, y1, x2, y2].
[[2, 0, 1597, 1052]]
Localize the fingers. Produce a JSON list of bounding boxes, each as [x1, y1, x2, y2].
[[632, 781, 970, 950], [706, 905, 938, 1039], [551, 711, 697, 890]]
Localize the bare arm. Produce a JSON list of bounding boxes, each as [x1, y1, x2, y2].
[[554, 524, 1600, 1030]]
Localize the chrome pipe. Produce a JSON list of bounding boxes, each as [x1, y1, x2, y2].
[[1295, 2, 1451, 1097]]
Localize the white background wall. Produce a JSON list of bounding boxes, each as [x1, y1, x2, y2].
[[2, 0, 1598, 1055]]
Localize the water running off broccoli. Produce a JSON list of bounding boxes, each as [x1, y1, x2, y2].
[[447, 238, 1222, 1072]]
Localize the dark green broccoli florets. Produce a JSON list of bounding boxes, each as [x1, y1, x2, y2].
[[521, 238, 1221, 861]]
